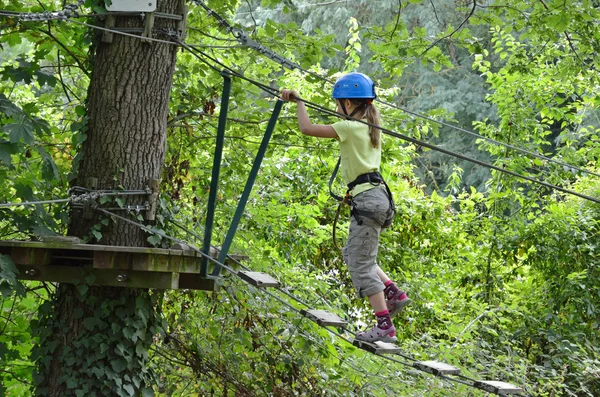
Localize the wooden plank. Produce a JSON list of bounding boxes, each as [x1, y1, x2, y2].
[[0, 240, 199, 256], [353, 340, 402, 355], [300, 309, 347, 327], [238, 271, 280, 288], [15, 264, 182, 290], [0, 240, 247, 261], [413, 361, 461, 376], [41, 236, 81, 244], [474, 380, 523, 395], [10, 247, 52, 266], [0, 241, 244, 275], [178, 273, 218, 291]]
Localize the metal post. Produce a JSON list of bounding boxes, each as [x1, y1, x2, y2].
[[212, 100, 284, 276], [201, 71, 231, 277]]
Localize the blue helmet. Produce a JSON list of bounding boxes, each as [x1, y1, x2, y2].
[[332, 73, 376, 99]]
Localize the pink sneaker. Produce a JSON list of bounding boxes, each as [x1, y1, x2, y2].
[[355, 325, 397, 343], [386, 291, 411, 318]]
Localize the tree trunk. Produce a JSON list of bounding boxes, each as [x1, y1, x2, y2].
[[33, 1, 183, 395]]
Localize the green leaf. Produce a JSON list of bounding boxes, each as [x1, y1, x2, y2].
[[41, 155, 60, 181], [91, 230, 102, 240], [110, 358, 128, 373], [75, 105, 86, 116], [66, 378, 78, 389], [123, 384, 135, 397], [0, 94, 22, 117], [34, 70, 57, 87], [141, 387, 154, 397], [0, 142, 18, 167], [549, 12, 569, 33], [83, 317, 97, 331], [14, 183, 34, 201], [3, 121, 34, 144], [147, 234, 161, 246], [1, 65, 34, 84], [77, 284, 89, 296], [0, 254, 24, 297]]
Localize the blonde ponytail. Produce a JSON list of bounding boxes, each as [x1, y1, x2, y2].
[[348, 99, 381, 148], [365, 103, 381, 148]]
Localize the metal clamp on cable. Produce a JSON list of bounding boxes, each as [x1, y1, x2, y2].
[[234, 30, 297, 70]]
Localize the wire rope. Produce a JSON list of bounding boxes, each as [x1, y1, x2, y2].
[[191, 0, 600, 181], [177, 41, 600, 206], [0, 8, 530, 393], [0, 198, 71, 208], [94, 206, 528, 396]]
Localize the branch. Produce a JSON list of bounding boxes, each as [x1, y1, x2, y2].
[[429, 0, 442, 26], [537, 0, 585, 67], [389, 0, 403, 39], [40, 24, 90, 77], [0, 298, 17, 335], [57, 50, 71, 102], [419, 0, 477, 58]]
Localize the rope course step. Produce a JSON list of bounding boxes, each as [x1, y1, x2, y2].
[[413, 360, 461, 376], [237, 270, 280, 288], [353, 339, 402, 355], [300, 309, 348, 327], [474, 381, 523, 395], [1, 198, 527, 395]]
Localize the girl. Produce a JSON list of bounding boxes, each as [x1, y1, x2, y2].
[[281, 73, 410, 343]]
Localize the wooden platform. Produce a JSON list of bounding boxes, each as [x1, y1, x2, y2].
[[0, 238, 244, 290]]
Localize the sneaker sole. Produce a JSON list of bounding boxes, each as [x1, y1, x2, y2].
[[389, 297, 411, 318], [355, 334, 398, 343]]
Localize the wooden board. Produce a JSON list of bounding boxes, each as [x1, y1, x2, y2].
[[15, 264, 188, 290], [0, 240, 239, 290], [300, 309, 347, 327], [474, 380, 523, 395], [413, 360, 461, 375], [353, 339, 402, 355], [0, 240, 244, 273]]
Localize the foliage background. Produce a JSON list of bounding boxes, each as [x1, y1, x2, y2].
[[1, 0, 600, 395]]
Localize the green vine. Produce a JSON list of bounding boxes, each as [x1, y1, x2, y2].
[[31, 283, 165, 396]]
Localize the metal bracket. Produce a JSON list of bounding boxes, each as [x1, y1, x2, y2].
[[102, 14, 116, 43], [234, 30, 298, 70], [146, 179, 160, 221], [177, 4, 188, 41], [142, 12, 155, 42], [83, 177, 98, 219]]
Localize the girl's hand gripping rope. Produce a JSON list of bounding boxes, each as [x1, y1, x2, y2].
[[281, 89, 300, 102]]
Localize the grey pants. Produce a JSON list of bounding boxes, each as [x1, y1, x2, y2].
[[342, 187, 393, 298]]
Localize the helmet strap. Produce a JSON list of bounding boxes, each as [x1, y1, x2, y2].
[[339, 100, 366, 120], [339, 100, 350, 120]]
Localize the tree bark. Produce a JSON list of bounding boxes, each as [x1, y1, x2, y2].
[[33, 1, 183, 395]]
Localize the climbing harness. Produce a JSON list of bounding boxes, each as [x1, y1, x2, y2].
[[329, 156, 396, 232]]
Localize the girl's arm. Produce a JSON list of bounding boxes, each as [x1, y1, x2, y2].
[[281, 90, 338, 139]]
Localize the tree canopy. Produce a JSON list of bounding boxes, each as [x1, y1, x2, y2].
[[1, 0, 600, 396]]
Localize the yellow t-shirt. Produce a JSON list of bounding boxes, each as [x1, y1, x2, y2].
[[331, 120, 382, 196]]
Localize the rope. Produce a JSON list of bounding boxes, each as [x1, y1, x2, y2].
[[94, 207, 528, 395], [0, 198, 70, 208], [0, 190, 149, 209], [177, 41, 600, 206], [0, 0, 86, 22], [67, 20, 181, 46], [193, 0, 600, 181]]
